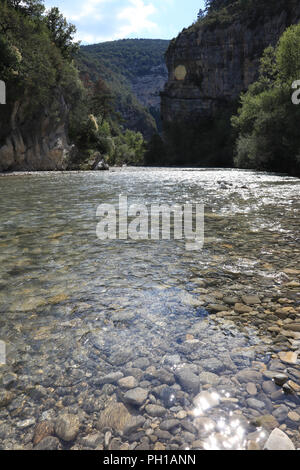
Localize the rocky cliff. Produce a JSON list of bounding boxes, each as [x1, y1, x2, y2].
[[0, 94, 73, 172], [123, 62, 168, 137], [131, 63, 168, 111], [161, 2, 300, 125]]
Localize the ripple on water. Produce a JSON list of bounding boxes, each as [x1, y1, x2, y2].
[[0, 169, 299, 450]]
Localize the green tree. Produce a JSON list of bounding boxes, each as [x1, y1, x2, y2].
[[232, 24, 300, 175], [276, 24, 300, 83], [44, 7, 79, 60], [4, 0, 45, 17], [91, 78, 114, 124]]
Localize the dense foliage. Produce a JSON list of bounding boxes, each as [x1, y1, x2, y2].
[[0, 0, 81, 117], [192, 0, 299, 31], [81, 39, 169, 81], [0, 0, 146, 168], [232, 24, 300, 175], [69, 73, 146, 168]]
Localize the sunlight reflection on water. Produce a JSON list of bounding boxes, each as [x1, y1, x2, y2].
[[0, 169, 299, 450]]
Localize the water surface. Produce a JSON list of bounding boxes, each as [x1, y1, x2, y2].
[[0, 168, 299, 450]]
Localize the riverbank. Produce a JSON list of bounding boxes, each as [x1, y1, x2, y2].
[[1, 166, 299, 177]]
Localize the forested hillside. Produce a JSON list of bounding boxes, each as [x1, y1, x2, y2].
[[78, 39, 169, 137], [158, 0, 300, 174]]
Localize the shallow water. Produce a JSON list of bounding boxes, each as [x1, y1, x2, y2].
[[0, 168, 299, 450]]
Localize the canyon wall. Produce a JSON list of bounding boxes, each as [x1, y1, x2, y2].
[[0, 94, 73, 172], [161, 3, 300, 125]]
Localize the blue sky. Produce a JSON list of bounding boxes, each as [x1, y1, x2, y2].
[[44, 0, 205, 44]]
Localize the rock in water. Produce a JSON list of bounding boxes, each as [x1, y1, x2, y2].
[[264, 428, 295, 450], [33, 421, 55, 446], [253, 415, 278, 432], [123, 416, 145, 436], [34, 436, 61, 450], [193, 391, 220, 411], [97, 402, 132, 433], [123, 388, 148, 407], [95, 160, 109, 171], [246, 398, 265, 411], [0, 390, 13, 408], [236, 369, 263, 383], [174, 367, 200, 394], [145, 404, 166, 417], [246, 383, 258, 395], [55, 413, 80, 442], [159, 419, 180, 431], [273, 374, 289, 386], [118, 376, 138, 389], [241, 295, 261, 305], [160, 387, 177, 408], [278, 351, 298, 365], [98, 371, 124, 385], [199, 372, 220, 386], [80, 433, 103, 449]]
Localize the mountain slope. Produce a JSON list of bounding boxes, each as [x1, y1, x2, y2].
[[78, 39, 169, 138]]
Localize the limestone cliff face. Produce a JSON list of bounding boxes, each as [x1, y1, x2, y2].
[[114, 63, 168, 138], [161, 4, 300, 124], [0, 94, 73, 172], [124, 63, 168, 137], [131, 63, 168, 111]]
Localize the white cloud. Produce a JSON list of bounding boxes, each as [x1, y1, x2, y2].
[[45, 0, 204, 44], [48, 0, 158, 44], [67, 0, 106, 22], [117, 0, 157, 38]]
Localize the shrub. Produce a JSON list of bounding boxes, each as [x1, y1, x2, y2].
[[232, 24, 300, 175]]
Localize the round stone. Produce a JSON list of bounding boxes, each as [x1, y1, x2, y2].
[[55, 413, 80, 442], [33, 421, 54, 446], [264, 428, 295, 451], [288, 411, 300, 422], [145, 404, 166, 417], [123, 388, 148, 407], [118, 376, 137, 389], [246, 383, 258, 395]]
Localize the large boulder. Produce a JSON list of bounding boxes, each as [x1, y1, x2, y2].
[[95, 159, 109, 171]]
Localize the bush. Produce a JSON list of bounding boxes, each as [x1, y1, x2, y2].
[[232, 24, 300, 175]]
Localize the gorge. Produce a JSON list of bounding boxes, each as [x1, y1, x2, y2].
[[160, 0, 300, 169], [0, 0, 299, 454], [162, 2, 300, 123]]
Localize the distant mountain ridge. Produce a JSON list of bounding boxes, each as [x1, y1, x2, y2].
[[78, 39, 170, 139]]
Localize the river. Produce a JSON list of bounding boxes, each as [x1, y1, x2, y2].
[[0, 168, 299, 450]]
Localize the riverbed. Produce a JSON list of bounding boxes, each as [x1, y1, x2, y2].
[[0, 168, 299, 450]]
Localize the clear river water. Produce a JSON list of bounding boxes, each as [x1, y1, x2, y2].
[[0, 168, 299, 450]]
